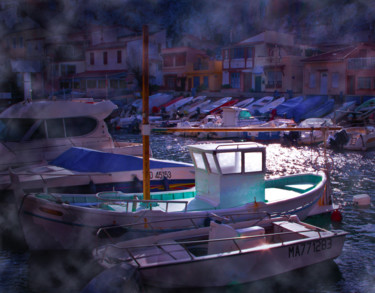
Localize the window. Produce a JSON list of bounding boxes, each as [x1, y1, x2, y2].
[[309, 73, 316, 88], [163, 55, 173, 67], [110, 80, 119, 88], [117, 50, 122, 63], [29, 121, 46, 140], [65, 117, 97, 137], [175, 53, 186, 66], [192, 152, 206, 170], [72, 81, 80, 89], [217, 152, 241, 174], [103, 52, 108, 65], [224, 49, 229, 59], [230, 47, 245, 59], [246, 47, 253, 58], [206, 153, 218, 174], [60, 64, 76, 76], [119, 80, 127, 88], [19, 37, 23, 48], [267, 71, 282, 88], [90, 52, 94, 65], [203, 76, 209, 88], [244, 152, 263, 173], [358, 77, 371, 89], [87, 80, 96, 88], [193, 76, 200, 87], [98, 80, 106, 88], [13, 38, 17, 48], [46, 119, 65, 138], [332, 72, 339, 88], [230, 72, 240, 88], [0, 118, 37, 142]]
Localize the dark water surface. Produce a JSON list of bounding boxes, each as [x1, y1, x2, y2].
[[1, 132, 374, 293]]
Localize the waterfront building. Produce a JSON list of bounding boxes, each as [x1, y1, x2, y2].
[[221, 31, 319, 95], [302, 43, 375, 97]]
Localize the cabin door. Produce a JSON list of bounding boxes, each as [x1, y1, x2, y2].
[[347, 76, 355, 95], [320, 72, 328, 94]]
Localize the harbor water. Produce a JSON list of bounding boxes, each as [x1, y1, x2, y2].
[[0, 132, 374, 293]]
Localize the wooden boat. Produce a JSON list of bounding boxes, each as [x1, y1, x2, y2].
[[293, 96, 326, 122], [1, 147, 195, 194], [12, 142, 336, 250], [93, 215, 347, 288], [0, 99, 144, 170]]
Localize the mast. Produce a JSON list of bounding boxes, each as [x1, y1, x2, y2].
[[142, 25, 150, 200]]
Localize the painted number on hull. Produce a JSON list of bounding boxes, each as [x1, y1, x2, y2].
[[149, 171, 172, 179], [288, 238, 332, 258]]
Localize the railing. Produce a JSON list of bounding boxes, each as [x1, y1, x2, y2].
[[96, 227, 325, 268], [95, 211, 272, 243], [348, 57, 375, 70], [95, 191, 190, 213]]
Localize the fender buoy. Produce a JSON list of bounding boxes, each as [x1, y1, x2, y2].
[[331, 209, 343, 222]]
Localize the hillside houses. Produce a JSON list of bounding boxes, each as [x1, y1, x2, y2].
[[1, 18, 375, 100]]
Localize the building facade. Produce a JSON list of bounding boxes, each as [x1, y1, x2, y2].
[[222, 31, 319, 95], [302, 43, 375, 96]]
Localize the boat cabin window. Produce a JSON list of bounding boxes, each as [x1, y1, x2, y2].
[[192, 152, 206, 170], [0, 118, 39, 142], [46, 118, 65, 138], [65, 117, 97, 137], [206, 153, 219, 174], [239, 110, 251, 119], [244, 152, 263, 172], [217, 151, 241, 174]]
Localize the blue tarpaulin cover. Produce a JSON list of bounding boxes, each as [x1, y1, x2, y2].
[[50, 147, 191, 173]]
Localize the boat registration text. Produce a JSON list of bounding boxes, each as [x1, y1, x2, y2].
[[288, 238, 332, 258]]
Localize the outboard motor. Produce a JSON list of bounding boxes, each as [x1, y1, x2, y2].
[[283, 131, 300, 145], [328, 129, 349, 150]]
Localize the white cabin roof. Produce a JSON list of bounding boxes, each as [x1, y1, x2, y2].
[[188, 142, 265, 153]]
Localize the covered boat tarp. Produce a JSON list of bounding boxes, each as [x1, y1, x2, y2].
[[50, 147, 192, 173], [300, 99, 335, 120], [275, 96, 304, 119], [292, 96, 326, 122]]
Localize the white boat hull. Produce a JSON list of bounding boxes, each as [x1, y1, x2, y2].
[[17, 172, 330, 250], [139, 234, 346, 288]]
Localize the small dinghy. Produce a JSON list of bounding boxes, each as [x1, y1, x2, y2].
[[94, 214, 347, 288]]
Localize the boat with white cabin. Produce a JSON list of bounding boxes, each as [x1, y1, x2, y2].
[[12, 142, 337, 250], [0, 99, 143, 170]]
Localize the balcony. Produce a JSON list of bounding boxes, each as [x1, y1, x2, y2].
[[348, 57, 375, 70]]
